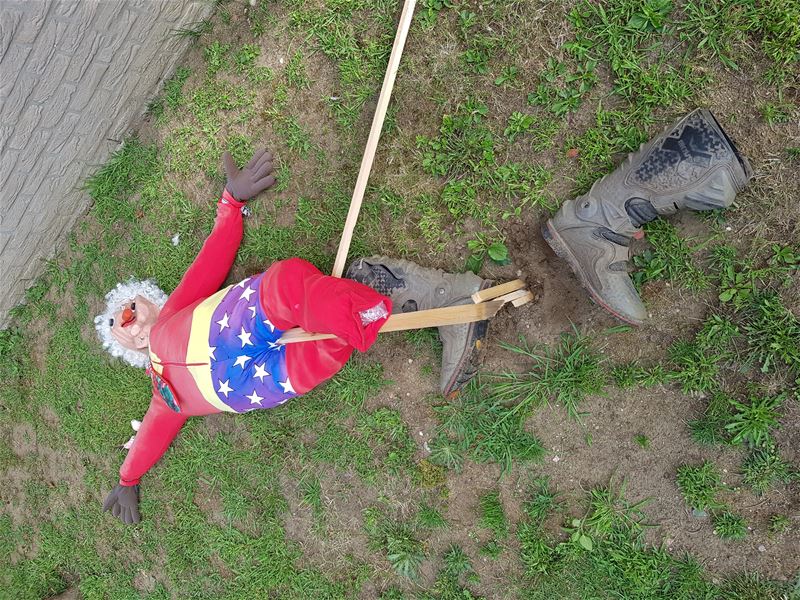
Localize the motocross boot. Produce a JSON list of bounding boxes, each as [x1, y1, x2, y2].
[[543, 109, 752, 325], [346, 256, 491, 396]]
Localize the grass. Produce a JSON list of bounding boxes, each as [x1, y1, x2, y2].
[[478, 491, 509, 539], [741, 446, 795, 494], [713, 510, 748, 540], [676, 461, 723, 511], [428, 381, 545, 474], [724, 393, 785, 447], [3, 0, 800, 597], [632, 220, 710, 292], [489, 331, 607, 421]]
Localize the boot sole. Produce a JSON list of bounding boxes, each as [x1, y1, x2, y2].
[[542, 220, 643, 326], [442, 280, 492, 397]]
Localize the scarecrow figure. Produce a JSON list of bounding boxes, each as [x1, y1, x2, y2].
[[96, 150, 489, 524]]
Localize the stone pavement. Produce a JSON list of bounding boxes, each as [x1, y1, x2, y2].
[[0, 0, 214, 326]]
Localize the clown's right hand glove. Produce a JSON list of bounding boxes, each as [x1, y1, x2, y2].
[[222, 148, 276, 201], [103, 484, 141, 525]]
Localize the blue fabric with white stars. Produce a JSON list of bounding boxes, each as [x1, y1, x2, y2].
[[208, 274, 297, 413]]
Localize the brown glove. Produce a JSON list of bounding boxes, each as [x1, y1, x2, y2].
[[103, 484, 141, 524], [223, 148, 276, 201]]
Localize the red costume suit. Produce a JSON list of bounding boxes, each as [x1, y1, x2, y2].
[[119, 190, 391, 486]]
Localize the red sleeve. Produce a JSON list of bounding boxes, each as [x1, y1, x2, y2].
[[119, 394, 188, 486], [161, 190, 245, 318]]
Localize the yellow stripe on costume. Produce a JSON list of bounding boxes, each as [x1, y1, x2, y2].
[[148, 348, 164, 375], [186, 285, 236, 413]]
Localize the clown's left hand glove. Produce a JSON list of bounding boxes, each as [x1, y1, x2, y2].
[[223, 148, 276, 201], [103, 484, 141, 525]]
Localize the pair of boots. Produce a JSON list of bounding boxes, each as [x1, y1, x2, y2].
[[349, 109, 752, 396]]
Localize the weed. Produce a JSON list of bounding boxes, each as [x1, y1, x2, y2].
[[204, 41, 230, 77], [84, 139, 160, 224], [386, 523, 425, 580], [741, 446, 794, 494], [285, 50, 311, 89], [164, 67, 192, 110], [528, 56, 598, 117], [689, 393, 734, 446], [612, 362, 669, 389], [524, 477, 559, 526], [417, 99, 495, 179], [298, 471, 324, 521], [768, 514, 790, 535], [676, 461, 723, 511], [490, 331, 606, 420], [479, 491, 508, 539], [247, 65, 275, 85], [232, 44, 260, 73], [443, 545, 471, 576], [741, 292, 800, 374], [724, 393, 785, 447], [226, 133, 254, 168], [760, 101, 793, 124], [465, 233, 509, 273], [713, 511, 748, 540], [634, 434, 650, 449], [274, 116, 314, 158], [676, 0, 747, 69], [480, 539, 503, 558], [417, 505, 448, 529], [430, 382, 545, 474], [495, 65, 520, 88], [667, 340, 723, 394], [417, 458, 447, 488], [632, 220, 709, 292], [170, 18, 213, 39], [504, 111, 535, 143]]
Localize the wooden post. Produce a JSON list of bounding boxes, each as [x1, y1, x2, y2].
[[330, 0, 417, 277]]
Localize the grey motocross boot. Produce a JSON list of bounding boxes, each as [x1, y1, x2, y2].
[[543, 108, 753, 325], [346, 256, 491, 396]]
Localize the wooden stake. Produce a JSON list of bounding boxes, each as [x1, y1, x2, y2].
[[471, 279, 525, 303], [278, 300, 504, 344], [331, 0, 417, 277]]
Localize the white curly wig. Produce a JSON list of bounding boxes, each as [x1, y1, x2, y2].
[[94, 279, 169, 368]]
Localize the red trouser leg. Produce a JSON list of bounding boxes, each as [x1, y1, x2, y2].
[[259, 258, 392, 394]]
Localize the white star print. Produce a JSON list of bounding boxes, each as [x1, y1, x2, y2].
[[240, 286, 255, 302], [246, 390, 264, 405], [263, 317, 275, 332], [233, 355, 251, 369], [217, 379, 233, 397], [237, 326, 253, 347], [248, 305, 258, 318], [236, 278, 251, 288], [268, 340, 282, 350], [216, 313, 230, 332], [208, 346, 216, 360], [279, 377, 295, 394], [253, 363, 270, 382], [277, 397, 289, 405]]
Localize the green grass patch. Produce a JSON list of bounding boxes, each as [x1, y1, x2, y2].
[[490, 331, 607, 420]]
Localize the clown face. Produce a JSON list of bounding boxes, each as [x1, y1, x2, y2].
[[109, 295, 161, 352]]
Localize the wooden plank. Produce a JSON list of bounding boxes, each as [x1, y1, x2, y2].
[[511, 291, 535, 307], [493, 289, 530, 304], [471, 279, 525, 303], [277, 300, 504, 344], [330, 0, 417, 277]]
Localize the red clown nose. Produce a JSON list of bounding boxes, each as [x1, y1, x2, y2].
[[121, 308, 135, 327]]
